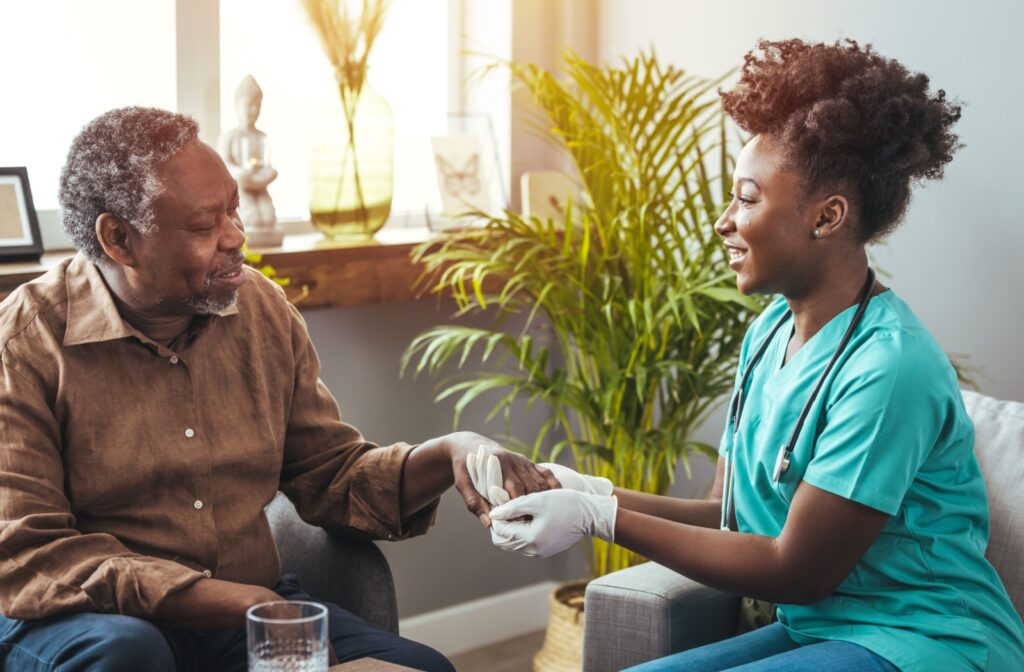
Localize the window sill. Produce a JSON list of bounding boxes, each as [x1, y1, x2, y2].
[[0, 227, 441, 310]]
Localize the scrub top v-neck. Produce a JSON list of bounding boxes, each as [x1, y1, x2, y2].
[[718, 291, 1024, 672]]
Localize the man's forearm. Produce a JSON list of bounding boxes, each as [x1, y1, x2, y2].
[[400, 437, 453, 517], [613, 488, 722, 529], [153, 578, 281, 629]]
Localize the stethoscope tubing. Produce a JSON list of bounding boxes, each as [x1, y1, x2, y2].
[[720, 268, 877, 531]]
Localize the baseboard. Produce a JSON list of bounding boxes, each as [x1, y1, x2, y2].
[[398, 580, 557, 657]]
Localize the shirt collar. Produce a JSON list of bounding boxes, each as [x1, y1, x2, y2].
[[63, 253, 240, 347]]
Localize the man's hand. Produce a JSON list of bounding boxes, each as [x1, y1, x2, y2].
[[446, 433, 560, 527], [489, 489, 618, 558]]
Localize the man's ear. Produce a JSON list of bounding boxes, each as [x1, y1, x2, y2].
[[811, 194, 853, 240], [95, 213, 136, 267]]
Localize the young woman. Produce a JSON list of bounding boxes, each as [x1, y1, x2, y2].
[[484, 39, 1024, 671]]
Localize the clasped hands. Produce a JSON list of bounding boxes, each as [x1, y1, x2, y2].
[[465, 446, 618, 558]]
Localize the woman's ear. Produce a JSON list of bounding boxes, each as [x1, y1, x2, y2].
[[811, 194, 852, 240], [95, 213, 137, 267]]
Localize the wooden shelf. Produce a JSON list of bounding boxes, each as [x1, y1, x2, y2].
[[249, 228, 437, 309], [0, 227, 441, 310], [0, 253, 75, 301]]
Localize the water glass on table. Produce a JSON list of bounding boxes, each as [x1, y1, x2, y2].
[[247, 600, 329, 671]]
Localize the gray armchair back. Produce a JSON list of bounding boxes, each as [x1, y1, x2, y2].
[[583, 390, 1024, 671], [267, 493, 399, 634]]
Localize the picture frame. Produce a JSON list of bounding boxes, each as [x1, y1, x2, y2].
[[426, 112, 509, 232], [0, 167, 43, 262]]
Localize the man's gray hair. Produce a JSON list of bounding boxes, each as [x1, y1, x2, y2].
[[58, 107, 199, 262]]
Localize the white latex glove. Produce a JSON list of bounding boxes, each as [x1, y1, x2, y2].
[[489, 489, 618, 558], [536, 462, 613, 497], [466, 445, 511, 506]]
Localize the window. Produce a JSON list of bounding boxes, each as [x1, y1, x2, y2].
[[0, 0, 177, 210], [220, 0, 449, 220], [0, 0, 510, 247]]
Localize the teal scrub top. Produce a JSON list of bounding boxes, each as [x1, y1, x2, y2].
[[719, 291, 1024, 672]]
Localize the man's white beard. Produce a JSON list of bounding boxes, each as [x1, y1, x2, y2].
[[188, 291, 238, 315]]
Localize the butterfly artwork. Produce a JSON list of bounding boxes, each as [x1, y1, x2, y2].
[[435, 154, 481, 198], [431, 134, 495, 216]]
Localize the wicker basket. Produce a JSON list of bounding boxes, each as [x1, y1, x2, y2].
[[533, 579, 590, 672]]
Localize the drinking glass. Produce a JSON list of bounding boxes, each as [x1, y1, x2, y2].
[[247, 600, 329, 672]]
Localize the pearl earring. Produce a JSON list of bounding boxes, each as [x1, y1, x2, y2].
[[813, 229, 821, 238]]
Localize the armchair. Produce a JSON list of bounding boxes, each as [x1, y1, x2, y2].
[[267, 493, 399, 634], [583, 390, 1024, 671]]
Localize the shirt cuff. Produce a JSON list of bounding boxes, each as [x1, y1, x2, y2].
[[347, 442, 440, 541], [83, 555, 205, 617]]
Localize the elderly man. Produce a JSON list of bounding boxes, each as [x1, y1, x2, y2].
[[0, 107, 557, 671]]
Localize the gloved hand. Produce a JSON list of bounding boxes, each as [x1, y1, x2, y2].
[[536, 462, 613, 497], [489, 489, 618, 558], [468, 449, 613, 506], [466, 445, 511, 506]]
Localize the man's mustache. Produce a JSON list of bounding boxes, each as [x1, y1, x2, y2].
[[209, 253, 246, 277]]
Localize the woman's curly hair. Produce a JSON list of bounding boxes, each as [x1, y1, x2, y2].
[[720, 39, 962, 242], [58, 107, 199, 262]]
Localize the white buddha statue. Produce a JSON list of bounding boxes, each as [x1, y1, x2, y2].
[[218, 75, 283, 247]]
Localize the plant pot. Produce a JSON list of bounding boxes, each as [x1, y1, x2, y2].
[[533, 578, 589, 672]]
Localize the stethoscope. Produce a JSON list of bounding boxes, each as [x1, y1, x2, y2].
[[720, 268, 877, 531]]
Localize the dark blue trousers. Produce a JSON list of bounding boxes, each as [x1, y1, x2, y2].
[[0, 574, 453, 672]]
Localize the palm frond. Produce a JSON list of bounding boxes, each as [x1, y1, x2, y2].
[[403, 49, 765, 577]]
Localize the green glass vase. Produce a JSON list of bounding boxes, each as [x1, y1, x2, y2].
[[309, 73, 393, 240]]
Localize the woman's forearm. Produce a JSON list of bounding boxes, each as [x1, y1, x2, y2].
[[613, 508, 821, 605], [613, 488, 722, 529]]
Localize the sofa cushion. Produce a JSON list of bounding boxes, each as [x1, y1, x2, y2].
[[961, 390, 1024, 616]]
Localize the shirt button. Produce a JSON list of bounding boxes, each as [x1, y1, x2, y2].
[[193, 499, 204, 510], [169, 355, 179, 365], [202, 569, 212, 578], [184, 428, 195, 438]]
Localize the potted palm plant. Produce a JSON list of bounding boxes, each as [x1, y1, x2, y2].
[[403, 49, 763, 669]]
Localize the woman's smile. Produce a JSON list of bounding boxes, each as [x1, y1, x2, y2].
[[725, 241, 748, 268]]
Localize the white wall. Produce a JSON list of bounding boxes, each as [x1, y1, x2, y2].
[[598, 0, 1024, 402]]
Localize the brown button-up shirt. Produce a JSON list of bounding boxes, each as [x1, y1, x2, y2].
[[0, 254, 436, 620]]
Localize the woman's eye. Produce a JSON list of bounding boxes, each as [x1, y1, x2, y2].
[[727, 191, 754, 205]]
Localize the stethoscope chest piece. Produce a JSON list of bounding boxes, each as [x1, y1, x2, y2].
[[772, 446, 791, 483]]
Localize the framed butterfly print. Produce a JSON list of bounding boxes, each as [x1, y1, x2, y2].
[[430, 133, 495, 217]]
